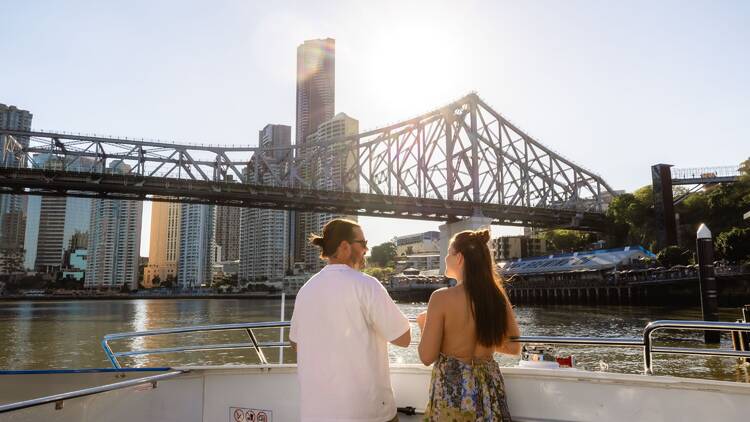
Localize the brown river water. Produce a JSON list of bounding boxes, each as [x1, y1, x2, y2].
[[0, 299, 748, 383]]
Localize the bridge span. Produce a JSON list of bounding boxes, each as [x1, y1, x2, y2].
[[0, 93, 616, 230]]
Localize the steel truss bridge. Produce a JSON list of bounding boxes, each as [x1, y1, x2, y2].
[[0, 93, 616, 230]]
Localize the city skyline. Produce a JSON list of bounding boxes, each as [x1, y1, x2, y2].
[[2, 0, 749, 255]]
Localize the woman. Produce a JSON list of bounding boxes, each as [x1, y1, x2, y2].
[[417, 229, 521, 421]]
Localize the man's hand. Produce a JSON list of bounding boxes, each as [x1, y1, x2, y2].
[[416, 311, 427, 332]]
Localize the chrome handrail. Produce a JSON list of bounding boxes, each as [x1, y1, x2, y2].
[[100, 319, 750, 375], [642, 320, 750, 374], [0, 370, 185, 414], [102, 321, 290, 368]]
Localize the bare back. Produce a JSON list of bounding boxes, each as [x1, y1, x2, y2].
[[440, 285, 497, 362], [418, 283, 521, 366]]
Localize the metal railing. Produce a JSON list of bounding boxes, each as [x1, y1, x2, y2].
[[101, 319, 750, 375], [0, 370, 185, 414], [643, 320, 750, 373], [101, 321, 289, 368]]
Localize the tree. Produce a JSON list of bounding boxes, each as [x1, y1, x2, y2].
[[369, 242, 397, 267], [540, 229, 597, 253], [716, 227, 750, 264], [656, 246, 692, 267], [151, 275, 161, 287], [605, 186, 658, 249]]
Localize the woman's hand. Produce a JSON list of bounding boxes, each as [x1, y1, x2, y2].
[[416, 311, 427, 332]]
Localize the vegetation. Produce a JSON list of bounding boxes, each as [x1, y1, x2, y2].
[[539, 229, 599, 254], [606, 186, 658, 250], [369, 242, 397, 267], [716, 227, 750, 264], [603, 157, 750, 263], [656, 246, 693, 267]]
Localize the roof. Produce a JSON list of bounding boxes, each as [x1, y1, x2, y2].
[[499, 246, 656, 275]]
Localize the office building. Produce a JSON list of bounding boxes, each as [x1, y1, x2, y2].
[[178, 204, 215, 288], [493, 235, 548, 262], [215, 205, 240, 262], [239, 124, 291, 281], [23, 154, 94, 273], [143, 202, 181, 288], [86, 161, 143, 289], [300, 113, 359, 271], [0, 104, 33, 250], [293, 38, 336, 266], [393, 231, 440, 256]]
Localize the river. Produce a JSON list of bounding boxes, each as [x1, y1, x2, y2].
[[0, 299, 747, 383]]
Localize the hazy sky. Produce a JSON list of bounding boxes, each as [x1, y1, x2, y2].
[[2, 0, 748, 256]]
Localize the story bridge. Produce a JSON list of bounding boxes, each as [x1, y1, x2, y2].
[[0, 93, 616, 230]]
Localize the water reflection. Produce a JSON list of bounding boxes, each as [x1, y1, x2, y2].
[[0, 299, 747, 383]]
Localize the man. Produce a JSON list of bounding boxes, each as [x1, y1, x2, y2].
[[290, 219, 411, 422]]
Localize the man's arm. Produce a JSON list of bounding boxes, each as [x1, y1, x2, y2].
[[366, 278, 412, 348], [390, 327, 411, 348]]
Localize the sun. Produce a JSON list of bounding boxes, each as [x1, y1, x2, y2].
[[360, 21, 467, 118]]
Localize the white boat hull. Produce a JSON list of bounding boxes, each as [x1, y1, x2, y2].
[[2, 365, 750, 421]]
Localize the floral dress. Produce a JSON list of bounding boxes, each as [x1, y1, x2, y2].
[[424, 353, 512, 421]]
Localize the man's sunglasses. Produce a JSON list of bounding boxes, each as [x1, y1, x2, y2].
[[349, 239, 368, 248]]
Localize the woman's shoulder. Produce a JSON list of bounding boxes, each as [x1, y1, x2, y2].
[[429, 285, 465, 305]]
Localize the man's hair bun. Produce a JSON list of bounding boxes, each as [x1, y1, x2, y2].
[[310, 236, 325, 247]]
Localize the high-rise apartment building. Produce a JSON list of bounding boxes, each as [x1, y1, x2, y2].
[[239, 124, 291, 281], [293, 38, 336, 267], [178, 204, 215, 288], [215, 205, 240, 261], [23, 154, 94, 273], [301, 113, 359, 271], [143, 201, 181, 287], [0, 104, 33, 250], [86, 162, 143, 289], [296, 38, 335, 147]]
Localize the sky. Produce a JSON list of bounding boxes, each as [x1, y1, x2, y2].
[[2, 0, 749, 257]]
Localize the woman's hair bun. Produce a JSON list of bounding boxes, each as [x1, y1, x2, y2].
[[476, 229, 491, 243]]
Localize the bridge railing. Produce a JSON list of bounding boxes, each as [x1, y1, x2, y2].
[[671, 165, 742, 181]]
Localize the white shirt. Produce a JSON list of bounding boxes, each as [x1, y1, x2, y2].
[[290, 264, 410, 422]]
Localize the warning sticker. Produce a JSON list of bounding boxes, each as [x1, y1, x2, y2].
[[230, 407, 272, 422]]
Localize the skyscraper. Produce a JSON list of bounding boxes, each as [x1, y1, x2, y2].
[[86, 162, 143, 290], [239, 124, 291, 282], [215, 205, 240, 262], [178, 204, 215, 288], [301, 113, 360, 271], [143, 201, 181, 287], [296, 38, 336, 147], [23, 154, 94, 273], [0, 104, 33, 251], [293, 38, 336, 266]]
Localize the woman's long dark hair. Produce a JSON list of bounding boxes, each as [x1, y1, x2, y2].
[[451, 229, 509, 347]]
